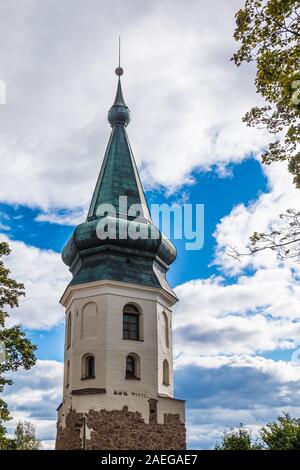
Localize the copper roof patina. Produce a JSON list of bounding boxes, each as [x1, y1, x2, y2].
[[62, 64, 177, 298]]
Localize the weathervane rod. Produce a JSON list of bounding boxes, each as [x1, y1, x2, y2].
[[115, 37, 124, 77]]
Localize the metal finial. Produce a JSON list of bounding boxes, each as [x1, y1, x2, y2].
[[115, 36, 124, 77]]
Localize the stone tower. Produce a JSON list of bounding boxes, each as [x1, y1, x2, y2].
[[55, 63, 186, 450]]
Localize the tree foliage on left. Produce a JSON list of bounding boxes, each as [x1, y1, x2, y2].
[[0, 241, 36, 448]]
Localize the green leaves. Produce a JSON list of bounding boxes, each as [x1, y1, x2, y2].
[[0, 241, 36, 443], [261, 413, 300, 450], [233, 0, 300, 188], [0, 420, 41, 450], [216, 413, 300, 450], [14, 421, 41, 450], [215, 425, 263, 450]]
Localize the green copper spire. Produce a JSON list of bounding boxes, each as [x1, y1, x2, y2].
[[87, 63, 151, 223], [61, 53, 177, 299]]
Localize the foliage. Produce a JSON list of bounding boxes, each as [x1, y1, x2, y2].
[[216, 413, 300, 450], [0, 241, 36, 447], [233, 0, 300, 187], [215, 424, 263, 450], [0, 420, 41, 450], [260, 413, 300, 449], [228, 209, 300, 261], [14, 421, 42, 450]]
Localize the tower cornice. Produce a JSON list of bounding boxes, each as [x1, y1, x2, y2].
[[60, 278, 178, 309]]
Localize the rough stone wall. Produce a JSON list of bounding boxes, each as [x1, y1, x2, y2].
[[56, 409, 83, 450], [56, 405, 186, 450]]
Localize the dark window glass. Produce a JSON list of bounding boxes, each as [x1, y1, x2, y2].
[[67, 313, 71, 348], [123, 313, 139, 340], [163, 359, 169, 385], [86, 356, 95, 378], [126, 356, 135, 378]]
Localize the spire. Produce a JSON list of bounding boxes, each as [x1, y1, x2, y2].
[[113, 78, 126, 106], [108, 37, 130, 127], [87, 42, 151, 223], [61, 49, 177, 298]]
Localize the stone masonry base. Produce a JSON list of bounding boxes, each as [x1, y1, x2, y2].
[[56, 404, 186, 450]]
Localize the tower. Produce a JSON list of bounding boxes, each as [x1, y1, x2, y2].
[[55, 60, 186, 450]]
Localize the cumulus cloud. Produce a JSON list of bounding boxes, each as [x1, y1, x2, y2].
[[0, 0, 299, 451], [171, 159, 300, 448], [3, 360, 63, 449], [4, 356, 300, 450], [214, 161, 300, 272], [35, 208, 86, 226], [0, 0, 269, 218], [174, 266, 300, 357], [176, 356, 300, 448], [1, 234, 70, 329]]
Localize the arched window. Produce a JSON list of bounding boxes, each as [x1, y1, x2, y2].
[[163, 312, 169, 348], [126, 355, 135, 378], [66, 313, 72, 348], [163, 359, 170, 386], [66, 360, 70, 387], [125, 353, 140, 379], [123, 304, 140, 340], [82, 354, 95, 379]]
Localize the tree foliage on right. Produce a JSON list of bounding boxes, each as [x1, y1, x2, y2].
[[230, 0, 300, 261], [233, 0, 300, 187], [216, 413, 300, 450]]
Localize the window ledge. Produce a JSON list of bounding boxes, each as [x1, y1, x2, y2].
[[125, 376, 140, 380], [122, 338, 144, 342], [81, 376, 95, 380]]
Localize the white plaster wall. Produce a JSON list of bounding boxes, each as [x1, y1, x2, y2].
[[69, 393, 185, 425], [157, 305, 174, 397], [59, 280, 183, 424]]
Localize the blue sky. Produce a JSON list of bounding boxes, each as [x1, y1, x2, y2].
[[2, 157, 268, 363], [1, 0, 300, 450]]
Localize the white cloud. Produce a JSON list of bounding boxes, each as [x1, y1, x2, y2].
[[0, 212, 11, 231], [0, 1, 298, 451], [0, 223, 10, 231], [3, 360, 63, 449], [174, 266, 300, 357], [0, 0, 269, 215], [35, 208, 86, 226], [1, 234, 71, 329], [4, 356, 300, 450], [171, 159, 300, 448], [214, 161, 300, 272], [176, 355, 300, 448]]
